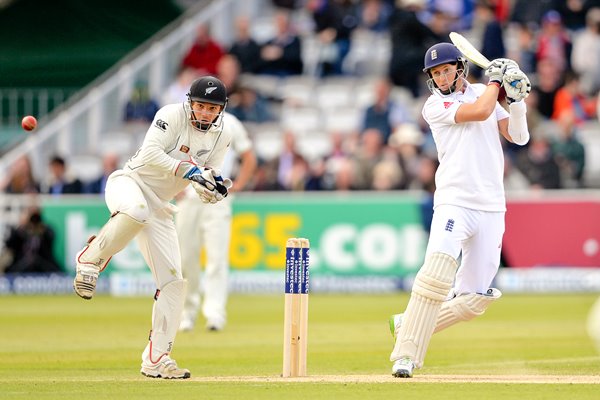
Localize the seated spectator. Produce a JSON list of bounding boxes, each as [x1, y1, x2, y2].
[[535, 10, 572, 76], [359, 0, 393, 33], [534, 59, 562, 119], [181, 24, 224, 75], [43, 155, 83, 195], [2, 207, 61, 275], [228, 16, 262, 74], [125, 81, 160, 123], [388, 123, 424, 188], [353, 128, 385, 189], [217, 54, 274, 122], [217, 54, 242, 95], [388, 0, 440, 97], [515, 133, 561, 189], [361, 78, 412, 144], [1, 156, 39, 194], [85, 153, 120, 194], [277, 132, 309, 190], [551, 71, 597, 124], [571, 8, 600, 96], [161, 67, 199, 105], [228, 86, 274, 123], [308, 0, 359, 76], [552, 111, 586, 188], [257, 11, 303, 76]]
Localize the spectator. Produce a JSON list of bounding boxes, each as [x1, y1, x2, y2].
[[1, 156, 39, 194], [516, 133, 561, 189], [535, 10, 572, 76], [478, 0, 505, 63], [388, 0, 440, 97], [181, 24, 224, 75], [277, 132, 309, 190], [228, 86, 274, 123], [2, 207, 61, 275], [228, 16, 262, 74], [353, 127, 385, 189], [571, 7, 600, 96], [216, 54, 242, 96], [308, 0, 359, 76], [161, 67, 199, 105], [361, 77, 412, 144], [125, 81, 160, 123], [551, 71, 597, 124], [534, 58, 563, 118], [43, 156, 83, 195], [359, 0, 393, 32], [217, 55, 273, 123], [388, 122, 424, 188], [372, 149, 403, 190], [512, 22, 536, 74], [85, 153, 120, 194], [257, 11, 303, 76], [552, 110, 586, 187]]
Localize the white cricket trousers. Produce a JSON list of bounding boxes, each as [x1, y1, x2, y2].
[[425, 204, 505, 295], [105, 174, 183, 287], [175, 194, 233, 328]]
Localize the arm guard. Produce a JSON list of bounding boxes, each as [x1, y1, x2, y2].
[[507, 101, 530, 145]]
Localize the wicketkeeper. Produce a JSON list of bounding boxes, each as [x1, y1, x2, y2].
[[389, 43, 531, 378], [73, 76, 233, 379]]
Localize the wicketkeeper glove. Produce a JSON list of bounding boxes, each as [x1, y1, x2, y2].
[[502, 66, 531, 104], [186, 167, 232, 204]]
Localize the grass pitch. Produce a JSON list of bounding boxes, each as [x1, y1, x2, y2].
[[1, 293, 599, 399]]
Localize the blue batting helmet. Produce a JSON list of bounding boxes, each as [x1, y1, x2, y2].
[[423, 43, 465, 73]]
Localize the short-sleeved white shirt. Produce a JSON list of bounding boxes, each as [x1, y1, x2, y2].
[[422, 82, 509, 212]]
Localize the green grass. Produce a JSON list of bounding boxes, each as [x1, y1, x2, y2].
[[1, 293, 599, 399]]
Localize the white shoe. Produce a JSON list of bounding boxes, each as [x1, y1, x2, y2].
[[389, 313, 403, 340], [141, 357, 191, 379], [392, 357, 414, 378], [206, 318, 225, 332], [178, 318, 195, 332], [73, 238, 100, 300]]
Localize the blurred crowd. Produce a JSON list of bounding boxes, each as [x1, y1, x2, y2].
[[3, 0, 600, 199]]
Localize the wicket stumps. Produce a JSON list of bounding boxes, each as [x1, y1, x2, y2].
[[283, 238, 310, 377]]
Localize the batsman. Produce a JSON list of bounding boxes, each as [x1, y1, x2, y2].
[[389, 42, 531, 378], [73, 76, 233, 379]]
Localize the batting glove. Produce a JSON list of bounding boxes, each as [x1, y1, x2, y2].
[[485, 60, 505, 85], [503, 66, 531, 104]]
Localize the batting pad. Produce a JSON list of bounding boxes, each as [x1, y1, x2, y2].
[[435, 288, 502, 333], [391, 252, 458, 368], [78, 212, 144, 271], [144, 279, 186, 365]]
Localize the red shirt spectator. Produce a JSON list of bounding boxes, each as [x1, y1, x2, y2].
[[181, 24, 224, 75]]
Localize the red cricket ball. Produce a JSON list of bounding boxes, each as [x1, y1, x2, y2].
[[21, 115, 37, 131]]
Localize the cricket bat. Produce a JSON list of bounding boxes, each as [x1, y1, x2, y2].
[[449, 31, 490, 69]]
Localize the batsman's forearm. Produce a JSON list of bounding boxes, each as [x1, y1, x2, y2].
[[507, 101, 530, 145]]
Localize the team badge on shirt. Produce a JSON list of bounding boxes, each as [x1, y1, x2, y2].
[[443, 102, 454, 109], [180, 145, 190, 153]]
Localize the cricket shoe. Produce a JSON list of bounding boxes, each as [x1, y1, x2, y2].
[[389, 313, 403, 340], [392, 357, 414, 378], [178, 318, 195, 332], [73, 237, 100, 300], [141, 357, 191, 379]]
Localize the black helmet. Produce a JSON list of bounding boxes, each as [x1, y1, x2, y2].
[[187, 76, 228, 106], [186, 76, 228, 132]]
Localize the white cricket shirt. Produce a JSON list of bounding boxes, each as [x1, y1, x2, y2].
[[422, 82, 509, 212], [123, 103, 233, 202]]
